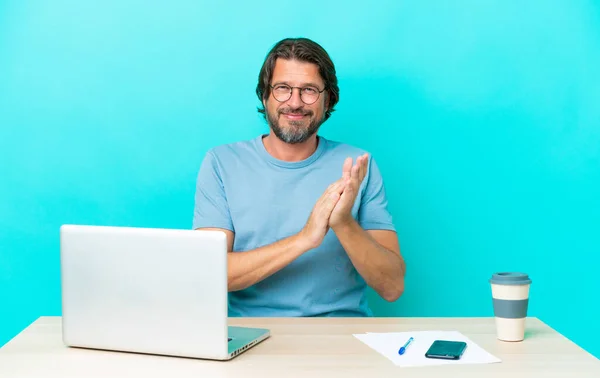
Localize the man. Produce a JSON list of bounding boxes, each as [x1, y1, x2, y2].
[[193, 37, 405, 317]]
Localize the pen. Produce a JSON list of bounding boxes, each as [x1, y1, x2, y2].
[[398, 337, 414, 355]]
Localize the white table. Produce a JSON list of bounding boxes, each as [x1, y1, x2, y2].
[[1, 316, 599, 377]]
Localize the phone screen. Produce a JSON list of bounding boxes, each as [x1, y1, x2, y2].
[[425, 340, 467, 360]]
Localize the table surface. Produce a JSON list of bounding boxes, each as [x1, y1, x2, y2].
[[1, 316, 598, 378]]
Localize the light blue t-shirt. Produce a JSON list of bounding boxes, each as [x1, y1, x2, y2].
[[192, 134, 396, 317]]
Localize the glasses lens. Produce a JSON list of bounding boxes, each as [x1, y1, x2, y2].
[[272, 85, 291, 102], [301, 87, 319, 104]]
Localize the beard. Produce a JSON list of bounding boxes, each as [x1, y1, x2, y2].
[[267, 106, 324, 144]]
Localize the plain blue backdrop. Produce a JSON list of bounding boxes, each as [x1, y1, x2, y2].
[[1, 0, 599, 358]]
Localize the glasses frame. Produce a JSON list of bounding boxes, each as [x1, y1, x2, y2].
[[269, 84, 326, 105]]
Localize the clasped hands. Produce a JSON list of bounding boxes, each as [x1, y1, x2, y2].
[[299, 154, 369, 249]]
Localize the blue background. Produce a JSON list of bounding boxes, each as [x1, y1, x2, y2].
[[1, 0, 599, 358]]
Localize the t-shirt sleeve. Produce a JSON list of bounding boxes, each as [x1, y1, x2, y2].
[[192, 151, 234, 231], [357, 157, 396, 232]]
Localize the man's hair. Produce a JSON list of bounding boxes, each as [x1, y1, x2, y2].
[[256, 38, 339, 121]]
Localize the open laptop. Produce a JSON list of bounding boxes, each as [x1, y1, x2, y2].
[[59, 224, 270, 360]]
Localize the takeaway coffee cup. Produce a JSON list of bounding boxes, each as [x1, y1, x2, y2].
[[489, 272, 532, 342]]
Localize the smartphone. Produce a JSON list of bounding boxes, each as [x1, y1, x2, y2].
[[424, 340, 467, 360]]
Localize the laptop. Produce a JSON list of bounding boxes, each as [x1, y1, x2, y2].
[[59, 224, 270, 360]]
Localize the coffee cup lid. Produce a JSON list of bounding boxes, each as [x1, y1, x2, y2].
[[489, 272, 531, 285]]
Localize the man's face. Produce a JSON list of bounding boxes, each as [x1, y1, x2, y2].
[[264, 58, 328, 144]]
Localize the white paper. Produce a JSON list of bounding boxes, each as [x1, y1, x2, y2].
[[353, 330, 501, 367]]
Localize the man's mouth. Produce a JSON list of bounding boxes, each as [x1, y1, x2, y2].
[[282, 113, 307, 120]]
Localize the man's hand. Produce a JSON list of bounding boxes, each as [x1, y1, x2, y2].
[[298, 179, 345, 249], [329, 154, 369, 228]]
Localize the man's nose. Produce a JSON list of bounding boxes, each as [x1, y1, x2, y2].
[[286, 87, 303, 108]]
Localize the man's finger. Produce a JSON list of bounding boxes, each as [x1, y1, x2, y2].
[[356, 156, 364, 182], [319, 192, 340, 219], [324, 179, 342, 195], [318, 180, 344, 208], [327, 179, 345, 195], [361, 154, 369, 182], [351, 163, 360, 184], [355, 155, 364, 183], [342, 157, 352, 181], [333, 182, 353, 215], [327, 192, 340, 209]]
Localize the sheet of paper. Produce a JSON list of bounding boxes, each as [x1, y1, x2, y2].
[[353, 330, 501, 367]]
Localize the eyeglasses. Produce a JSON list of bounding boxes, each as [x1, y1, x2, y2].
[[269, 84, 326, 105]]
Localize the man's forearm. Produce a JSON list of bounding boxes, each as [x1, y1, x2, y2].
[[228, 234, 311, 292], [333, 220, 405, 301]]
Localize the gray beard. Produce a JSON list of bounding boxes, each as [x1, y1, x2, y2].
[[267, 110, 323, 144]]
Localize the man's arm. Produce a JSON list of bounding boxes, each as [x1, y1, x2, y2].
[[198, 228, 311, 292], [328, 154, 405, 302], [332, 222, 405, 301]]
